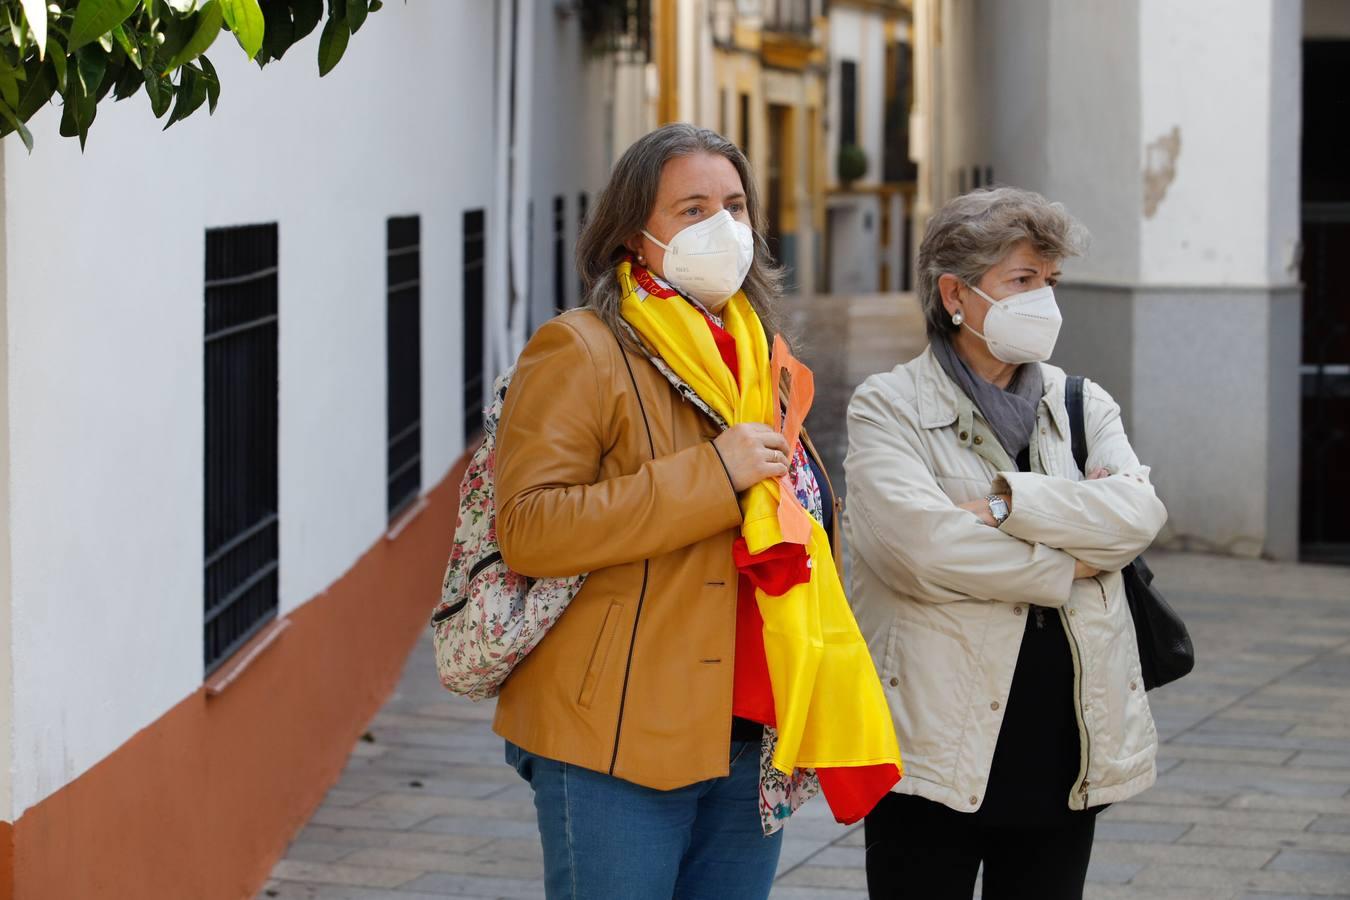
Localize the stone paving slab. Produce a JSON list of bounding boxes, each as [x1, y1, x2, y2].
[[261, 295, 1350, 899]]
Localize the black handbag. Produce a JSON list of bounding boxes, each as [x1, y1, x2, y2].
[[1065, 376, 1194, 690]]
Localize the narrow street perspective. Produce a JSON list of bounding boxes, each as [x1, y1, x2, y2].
[[262, 294, 1350, 900], [0, 0, 1347, 898]]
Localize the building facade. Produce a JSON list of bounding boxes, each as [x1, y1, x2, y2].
[[907, 0, 1342, 562], [824, 0, 917, 295], [699, 0, 828, 292], [0, 3, 632, 897]]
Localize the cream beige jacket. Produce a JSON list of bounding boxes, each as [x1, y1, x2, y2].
[[844, 346, 1168, 815]]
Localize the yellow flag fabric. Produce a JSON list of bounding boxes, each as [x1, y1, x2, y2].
[[617, 260, 902, 776]]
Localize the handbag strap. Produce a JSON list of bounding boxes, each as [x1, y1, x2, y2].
[[1065, 374, 1089, 476]]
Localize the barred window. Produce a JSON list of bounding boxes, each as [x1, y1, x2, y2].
[[577, 192, 589, 304], [204, 223, 279, 674], [387, 215, 422, 519], [462, 209, 486, 440], [553, 195, 567, 313]]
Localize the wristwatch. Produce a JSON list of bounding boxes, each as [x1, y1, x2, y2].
[[986, 494, 1010, 526]]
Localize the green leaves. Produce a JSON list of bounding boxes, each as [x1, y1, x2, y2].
[[163, 60, 205, 127], [165, 0, 222, 69], [345, 0, 364, 33], [0, 97, 34, 151], [199, 53, 217, 112], [46, 39, 69, 90], [1, 0, 382, 150], [316, 11, 347, 76], [219, 0, 262, 60], [68, 0, 139, 51]]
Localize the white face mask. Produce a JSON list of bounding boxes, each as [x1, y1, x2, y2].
[[962, 283, 1063, 364], [642, 210, 755, 308]]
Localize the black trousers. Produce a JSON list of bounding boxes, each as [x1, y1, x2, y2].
[[863, 793, 1096, 900]]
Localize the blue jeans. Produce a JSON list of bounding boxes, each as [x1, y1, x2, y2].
[[505, 740, 783, 900]]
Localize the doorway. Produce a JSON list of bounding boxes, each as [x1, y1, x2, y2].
[[1299, 40, 1350, 563]]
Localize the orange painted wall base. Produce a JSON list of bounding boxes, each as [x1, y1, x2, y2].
[[3, 453, 469, 900]]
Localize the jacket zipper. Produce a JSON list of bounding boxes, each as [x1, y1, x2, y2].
[[1059, 605, 1093, 809], [610, 344, 657, 776]]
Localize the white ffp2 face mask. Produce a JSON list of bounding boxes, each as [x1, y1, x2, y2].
[[642, 210, 755, 308], [963, 284, 1063, 364]]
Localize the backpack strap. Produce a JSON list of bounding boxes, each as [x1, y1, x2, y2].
[[1065, 374, 1089, 476]]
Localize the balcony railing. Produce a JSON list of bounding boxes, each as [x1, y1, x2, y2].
[[763, 0, 813, 36]]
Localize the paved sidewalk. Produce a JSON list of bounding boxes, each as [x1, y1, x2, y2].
[[261, 294, 1350, 899]]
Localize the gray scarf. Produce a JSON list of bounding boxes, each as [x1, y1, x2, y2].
[[930, 335, 1044, 462]]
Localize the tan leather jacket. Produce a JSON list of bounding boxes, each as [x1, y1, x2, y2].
[[492, 309, 839, 790], [845, 347, 1168, 814]]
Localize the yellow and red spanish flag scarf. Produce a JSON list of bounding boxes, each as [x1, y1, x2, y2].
[[618, 258, 902, 823]]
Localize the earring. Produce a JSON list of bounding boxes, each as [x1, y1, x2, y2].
[[952, 310, 964, 326], [637, 253, 647, 266]]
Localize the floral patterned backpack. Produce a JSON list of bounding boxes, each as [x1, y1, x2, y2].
[[429, 370, 587, 701]]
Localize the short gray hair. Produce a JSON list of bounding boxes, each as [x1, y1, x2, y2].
[[577, 123, 786, 350], [916, 187, 1088, 339]]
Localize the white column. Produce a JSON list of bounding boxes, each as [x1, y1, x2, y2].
[[0, 143, 12, 826], [489, 0, 515, 380], [1128, 0, 1302, 558]]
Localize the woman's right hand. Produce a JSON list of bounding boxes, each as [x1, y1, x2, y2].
[[713, 423, 792, 492]]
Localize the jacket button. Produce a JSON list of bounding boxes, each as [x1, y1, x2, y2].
[[969, 795, 979, 805], [1130, 681, 1138, 691], [1068, 608, 1077, 617], [990, 701, 1000, 711], [973, 435, 984, 445], [889, 677, 899, 687], [959, 431, 969, 441], [1013, 606, 1023, 616]]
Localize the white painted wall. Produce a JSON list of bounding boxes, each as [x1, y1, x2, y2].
[[1045, 0, 1141, 284], [0, 0, 504, 821], [937, 0, 983, 200], [1138, 0, 1295, 286], [527, 7, 613, 329], [974, 0, 1139, 283], [0, 147, 11, 824]]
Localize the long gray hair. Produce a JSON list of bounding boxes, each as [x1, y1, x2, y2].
[[577, 124, 785, 349]]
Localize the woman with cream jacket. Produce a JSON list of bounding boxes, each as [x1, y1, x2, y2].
[[845, 187, 1168, 900]]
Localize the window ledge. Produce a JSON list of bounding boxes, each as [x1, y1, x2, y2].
[[205, 617, 292, 698], [386, 496, 429, 541]]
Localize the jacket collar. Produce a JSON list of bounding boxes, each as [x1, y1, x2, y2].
[[912, 344, 1071, 439]]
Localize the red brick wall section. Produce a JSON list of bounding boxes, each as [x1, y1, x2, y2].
[[7, 453, 468, 900]]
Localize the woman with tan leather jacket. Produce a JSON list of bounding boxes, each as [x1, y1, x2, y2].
[[489, 124, 900, 900], [845, 187, 1168, 900]]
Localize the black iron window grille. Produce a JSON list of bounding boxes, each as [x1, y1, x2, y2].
[[387, 216, 423, 520], [577, 192, 589, 304], [463, 209, 487, 441], [553, 195, 567, 314], [204, 223, 280, 675]]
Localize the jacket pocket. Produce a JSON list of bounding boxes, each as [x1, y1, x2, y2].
[[578, 601, 623, 709]]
